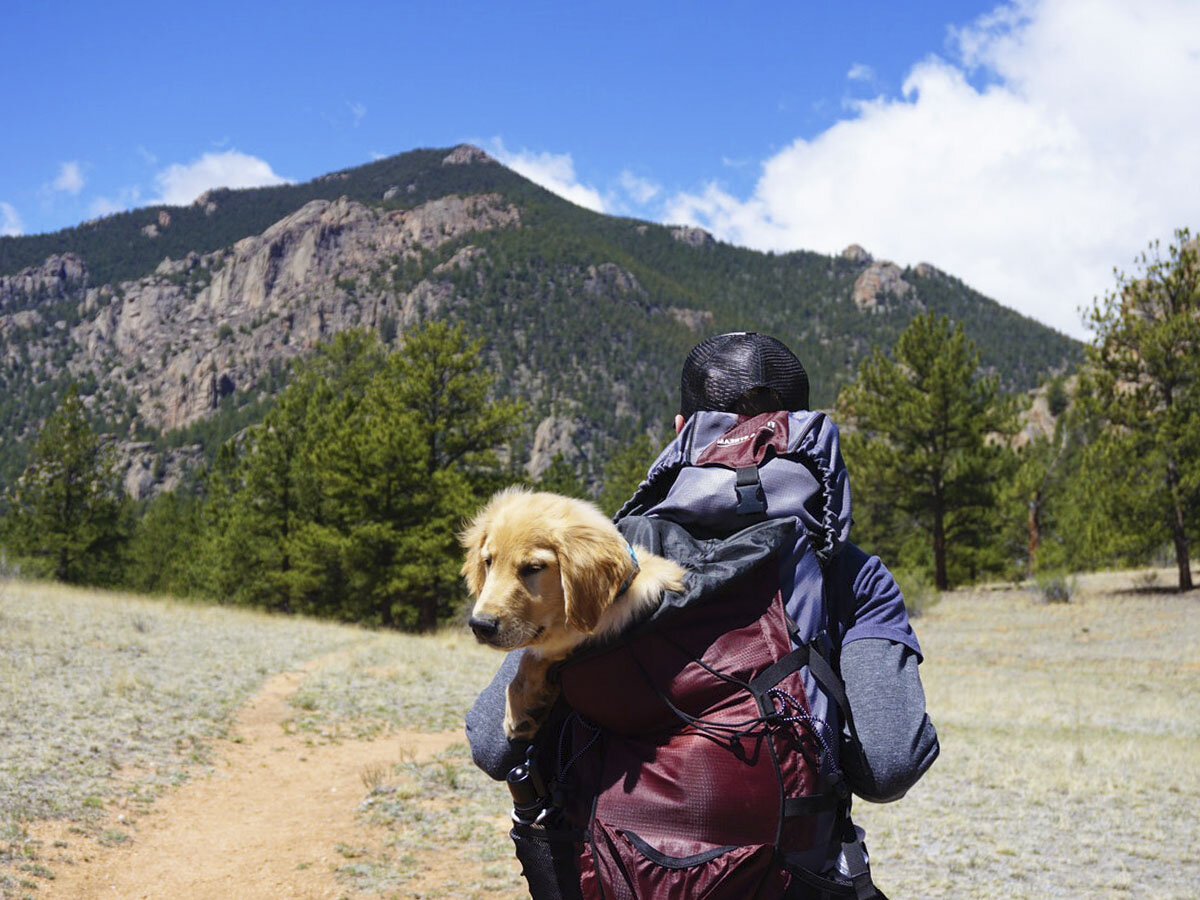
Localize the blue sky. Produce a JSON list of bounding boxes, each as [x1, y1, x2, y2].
[[4, 1, 1199, 338]]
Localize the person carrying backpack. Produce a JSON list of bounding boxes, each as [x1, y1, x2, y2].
[[466, 332, 939, 900]]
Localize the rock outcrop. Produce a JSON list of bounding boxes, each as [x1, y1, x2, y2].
[[193, 191, 219, 215], [840, 244, 873, 265], [0, 254, 87, 311], [0, 309, 44, 338], [442, 145, 496, 166], [526, 415, 590, 479], [852, 260, 923, 312], [670, 226, 714, 247], [667, 307, 714, 333], [59, 193, 520, 431], [583, 263, 643, 299], [116, 441, 205, 500]]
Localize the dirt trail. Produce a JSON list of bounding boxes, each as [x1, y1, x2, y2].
[[36, 660, 463, 900]]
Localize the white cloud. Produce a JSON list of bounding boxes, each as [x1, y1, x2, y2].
[[1, 202, 23, 236], [52, 161, 85, 195], [618, 170, 661, 205], [85, 184, 142, 220], [666, 0, 1200, 339], [88, 196, 126, 218], [154, 150, 291, 205], [348, 101, 367, 126], [488, 139, 608, 213], [847, 63, 875, 82]]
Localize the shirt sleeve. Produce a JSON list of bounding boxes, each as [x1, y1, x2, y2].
[[464, 649, 530, 780], [830, 543, 938, 801], [835, 543, 922, 660], [839, 638, 939, 802]]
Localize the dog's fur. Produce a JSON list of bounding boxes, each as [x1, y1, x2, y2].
[[461, 487, 686, 740]]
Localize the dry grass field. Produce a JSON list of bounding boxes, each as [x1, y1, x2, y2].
[[857, 570, 1200, 899], [1, 570, 1197, 898]]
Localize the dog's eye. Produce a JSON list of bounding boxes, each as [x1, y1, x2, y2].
[[519, 562, 545, 577]]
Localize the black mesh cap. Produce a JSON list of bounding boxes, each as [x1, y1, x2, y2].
[[680, 332, 809, 420]]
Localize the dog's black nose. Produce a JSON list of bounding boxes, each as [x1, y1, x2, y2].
[[469, 615, 500, 641]]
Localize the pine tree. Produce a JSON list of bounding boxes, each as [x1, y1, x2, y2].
[[536, 453, 590, 499], [838, 313, 1013, 589], [196, 324, 523, 629], [125, 490, 203, 595], [201, 332, 386, 609], [1078, 228, 1200, 590], [597, 432, 664, 518], [385, 321, 522, 478], [1, 384, 128, 584], [997, 400, 1084, 575], [316, 321, 522, 629]]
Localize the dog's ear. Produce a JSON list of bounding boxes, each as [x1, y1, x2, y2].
[[459, 514, 488, 598], [558, 521, 635, 634]]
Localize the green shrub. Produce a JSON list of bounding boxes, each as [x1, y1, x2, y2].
[[1035, 570, 1075, 603], [1130, 570, 1159, 592]]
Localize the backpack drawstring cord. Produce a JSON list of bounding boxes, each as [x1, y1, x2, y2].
[[766, 686, 839, 777], [557, 710, 602, 780]]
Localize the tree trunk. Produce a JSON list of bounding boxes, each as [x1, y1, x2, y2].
[[1167, 459, 1194, 592], [1170, 497, 1193, 592], [933, 491, 948, 591], [1027, 492, 1041, 574], [418, 597, 437, 632]]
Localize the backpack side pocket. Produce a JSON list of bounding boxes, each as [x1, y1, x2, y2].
[[511, 821, 585, 900]]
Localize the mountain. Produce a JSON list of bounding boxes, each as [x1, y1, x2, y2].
[[0, 145, 1082, 498]]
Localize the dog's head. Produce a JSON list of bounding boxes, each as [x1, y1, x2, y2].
[[460, 487, 638, 653]]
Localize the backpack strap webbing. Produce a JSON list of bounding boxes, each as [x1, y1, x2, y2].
[[782, 794, 840, 815], [748, 638, 855, 736], [835, 837, 880, 900], [748, 643, 811, 700]]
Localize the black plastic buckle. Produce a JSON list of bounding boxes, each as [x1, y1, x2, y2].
[[840, 838, 877, 899], [734, 466, 766, 515]]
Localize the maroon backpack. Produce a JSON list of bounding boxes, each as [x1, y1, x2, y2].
[[540, 541, 875, 900]]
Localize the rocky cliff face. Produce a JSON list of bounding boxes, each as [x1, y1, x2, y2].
[[115, 441, 205, 500], [838, 244, 938, 313], [57, 193, 520, 431], [670, 225, 714, 247], [852, 261, 917, 311], [525, 414, 593, 479], [0, 192, 523, 497], [0, 253, 87, 311]]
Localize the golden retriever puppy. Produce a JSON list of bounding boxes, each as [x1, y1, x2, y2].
[[461, 487, 686, 740]]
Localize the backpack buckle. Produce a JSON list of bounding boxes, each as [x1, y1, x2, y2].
[[839, 836, 878, 900], [734, 466, 766, 515]]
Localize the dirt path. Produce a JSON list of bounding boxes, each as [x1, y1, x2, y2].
[[35, 661, 463, 900]]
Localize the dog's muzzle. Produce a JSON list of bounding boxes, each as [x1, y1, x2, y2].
[[469, 615, 501, 643]]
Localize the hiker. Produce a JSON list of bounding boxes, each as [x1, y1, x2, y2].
[[466, 332, 939, 900]]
